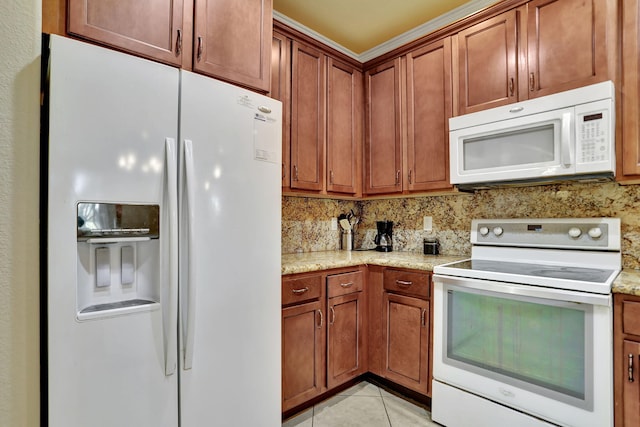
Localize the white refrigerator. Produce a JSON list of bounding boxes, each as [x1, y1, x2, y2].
[[42, 35, 282, 426]]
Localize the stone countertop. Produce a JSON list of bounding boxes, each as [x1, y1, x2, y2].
[[281, 250, 466, 275], [613, 269, 640, 296], [282, 251, 640, 296]]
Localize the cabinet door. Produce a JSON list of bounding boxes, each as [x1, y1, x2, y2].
[[526, 0, 611, 99], [282, 300, 325, 412], [457, 10, 517, 115], [620, 0, 640, 179], [67, 0, 185, 66], [271, 31, 291, 189], [327, 292, 365, 389], [364, 58, 402, 195], [290, 41, 326, 191], [383, 292, 429, 395], [623, 340, 640, 426], [405, 38, 453, 192], [327, 58, 363, 195], [193, 0, 272, 92]]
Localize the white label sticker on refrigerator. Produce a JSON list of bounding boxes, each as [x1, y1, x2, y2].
[[237, 95, 255, 109], [254, 113, 278, 163]]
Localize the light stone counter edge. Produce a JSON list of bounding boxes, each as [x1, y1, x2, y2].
[[283, 251, 640, 296]]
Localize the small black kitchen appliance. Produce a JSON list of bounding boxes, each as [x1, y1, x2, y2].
[[374, 220, 393, 252]]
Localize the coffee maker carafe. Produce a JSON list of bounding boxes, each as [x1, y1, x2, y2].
[[374, 220, 393, 252]]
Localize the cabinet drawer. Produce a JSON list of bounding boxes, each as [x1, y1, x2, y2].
[[282, 275, 322, 306], [327, 270, 363, 298], [383, 269, 429, 299], [623, 301, 640, 336]]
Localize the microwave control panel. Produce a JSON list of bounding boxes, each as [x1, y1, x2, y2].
[[575, 98, 613, 169], [578, 111, 608, 163]]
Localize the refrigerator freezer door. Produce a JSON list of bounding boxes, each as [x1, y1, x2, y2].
[[46, 36, 179, 427], [178, 71, 282, 426]]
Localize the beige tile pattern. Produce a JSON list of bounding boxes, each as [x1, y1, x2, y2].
[[282, 181, 640, 270], [282, 382, 440, 427]]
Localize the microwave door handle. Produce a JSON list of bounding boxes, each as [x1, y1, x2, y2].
[[561, 112, 572, 168]]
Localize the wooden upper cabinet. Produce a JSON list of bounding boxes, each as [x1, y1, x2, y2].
[[364, 58, 402, 195], [405, 38, 453, 193], [327, 58, 363, 195], [290, 41, 326, 191], [193, 0, 272, 92], [620, 0, 640, 180], [457, 10, 518, 115], [271, 31, 291, 189], [526, 0, 612, 99], [67, 0, 186, 66]]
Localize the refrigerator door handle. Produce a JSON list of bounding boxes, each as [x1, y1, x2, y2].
[[182, 139, 197, 370], [163, 137, 179, 376]]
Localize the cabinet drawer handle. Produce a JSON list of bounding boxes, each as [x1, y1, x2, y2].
[[197, 36, 203, 61], [317, 309, 323, 328], [421, 308, 427, 327], [329, 306, 336, 325], [629, 353, 635, 383], [508, 77, 514, 96], [291, 287, 309, 295], [176, 29, 182, 55], [396, 280, 413, 286], [340, 282, 354, 288]]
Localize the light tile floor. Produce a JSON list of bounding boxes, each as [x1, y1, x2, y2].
[[282, 382, 442, 427]]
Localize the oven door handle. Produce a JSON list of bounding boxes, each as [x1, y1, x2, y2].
[[433, 274, 611, 306]]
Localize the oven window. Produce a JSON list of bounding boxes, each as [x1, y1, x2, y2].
[[446, 288, 592, 407]]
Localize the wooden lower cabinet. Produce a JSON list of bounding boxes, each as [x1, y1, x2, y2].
[[382, 269, 431, 396], [282, 300, 325, 412], [327, 291, 366, 388], [283, 266, 431, 413], [615, 293, 640, 426], [282, 273, 325, 412], [383, 293, 429, 395]]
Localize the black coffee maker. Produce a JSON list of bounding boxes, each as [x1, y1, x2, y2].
[[374, 220, 393, 252]]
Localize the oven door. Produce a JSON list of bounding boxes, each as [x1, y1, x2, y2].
[[432, 275, 612, 427]]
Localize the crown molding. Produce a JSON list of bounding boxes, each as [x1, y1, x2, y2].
[[274, 0, 499, 63]]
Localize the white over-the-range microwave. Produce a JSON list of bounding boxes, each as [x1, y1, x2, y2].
[[449, 81, 615, 190]]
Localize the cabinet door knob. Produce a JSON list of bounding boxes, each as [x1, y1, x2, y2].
[[629, 353, 635, 383]]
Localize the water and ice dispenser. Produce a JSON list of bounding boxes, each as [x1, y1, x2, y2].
[[76, 202, 161, 320]]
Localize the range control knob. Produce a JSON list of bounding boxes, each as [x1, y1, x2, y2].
[[479, 226, 489, 236], [588, 227, 603, 239], [568, 227, 582, 238], [493, 226, 504, 237]]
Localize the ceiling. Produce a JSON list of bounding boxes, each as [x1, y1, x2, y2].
[[272, 0, 497, 56]]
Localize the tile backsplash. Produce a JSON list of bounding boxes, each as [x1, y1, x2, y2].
[[282, 181, 640, 269]]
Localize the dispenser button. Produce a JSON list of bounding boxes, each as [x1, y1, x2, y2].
[[95, 247, 111, 288]]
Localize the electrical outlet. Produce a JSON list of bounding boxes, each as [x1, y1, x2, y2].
[[331, 217, 338, 231], [423, 216, 433, 231]]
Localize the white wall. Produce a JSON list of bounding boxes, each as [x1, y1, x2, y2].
[[0, 0, 41, 426]]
